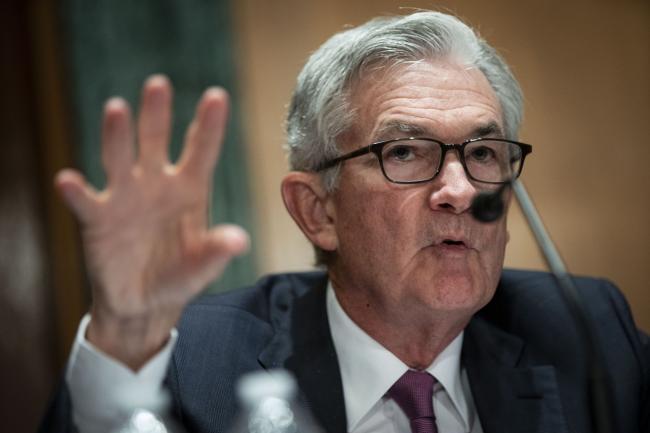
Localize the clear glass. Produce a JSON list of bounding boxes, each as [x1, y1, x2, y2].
[[113, 392, 187, 433], [228, 369, 324, 433]]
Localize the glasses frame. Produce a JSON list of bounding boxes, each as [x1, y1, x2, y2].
[[316, 137, 533, 185]]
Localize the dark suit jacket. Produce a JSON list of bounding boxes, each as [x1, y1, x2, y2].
[[41, 269, 649, 433]]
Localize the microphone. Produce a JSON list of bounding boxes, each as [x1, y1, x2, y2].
[[471, 179, 615, 433], [470, 182, 510, 223]]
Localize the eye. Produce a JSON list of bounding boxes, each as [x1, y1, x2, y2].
[[467, 145, 496, 162], [384, 144, 416, 162]]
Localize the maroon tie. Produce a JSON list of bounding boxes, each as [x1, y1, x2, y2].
[[387, 370, 438, 433]]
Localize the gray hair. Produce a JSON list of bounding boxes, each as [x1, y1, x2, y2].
[[286, 11, 524, 191]]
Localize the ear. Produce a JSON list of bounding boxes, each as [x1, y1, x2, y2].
[[281, 172, 338, 252]]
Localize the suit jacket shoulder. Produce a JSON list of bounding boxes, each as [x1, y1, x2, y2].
[[167, 270, 347, 433], [463, 269, 649, 433]]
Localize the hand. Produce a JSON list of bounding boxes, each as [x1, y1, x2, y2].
[[55, 75, 249, 370]]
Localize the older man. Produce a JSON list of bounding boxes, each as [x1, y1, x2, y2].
[[43, 11, 647, 433]]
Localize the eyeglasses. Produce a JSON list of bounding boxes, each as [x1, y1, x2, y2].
[[316, 137, 532, 184]]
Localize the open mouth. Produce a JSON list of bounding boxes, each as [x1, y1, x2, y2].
[[442, 239, 466, 247]]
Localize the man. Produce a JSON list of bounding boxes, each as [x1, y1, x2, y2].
[[42, 11, 648, 433]]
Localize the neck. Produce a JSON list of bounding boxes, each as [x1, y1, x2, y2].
[[330, 276, 471, 369]]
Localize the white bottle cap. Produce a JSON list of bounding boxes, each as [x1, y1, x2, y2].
[[236, 369, 297, 408]]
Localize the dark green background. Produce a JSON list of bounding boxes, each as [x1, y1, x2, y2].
[[60, 0, 256, 291]]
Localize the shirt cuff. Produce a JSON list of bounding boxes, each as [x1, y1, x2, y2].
[[66, 314, 178, 432]]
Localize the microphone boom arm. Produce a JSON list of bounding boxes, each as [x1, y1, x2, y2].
[[512, 179, 567, 277], [512, 179, 614, 433]]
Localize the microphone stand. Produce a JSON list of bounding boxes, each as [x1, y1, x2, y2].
[[511, 179, 614, 433]]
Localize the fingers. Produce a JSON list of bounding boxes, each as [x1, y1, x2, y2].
[[186, 224, 250, 289], [178, 87, 229, 179], [102, 98, 135, 188], [54, 169, 99, 224], [203, 225, 250, 272], [137, 75, 173, 170], [205, 224, 250, 258]]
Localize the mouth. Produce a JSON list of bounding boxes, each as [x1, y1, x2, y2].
[[441, 239, 466, 247], [431, 236, 473, 254]]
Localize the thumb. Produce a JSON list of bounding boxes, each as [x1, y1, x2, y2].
[[205, 224, 250, 258], [189, 225, 250, 287], [54, 169, 99, 224]]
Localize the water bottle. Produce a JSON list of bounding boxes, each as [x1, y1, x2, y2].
[[113, 391, 187, 433], [228, 369, 324, 433]]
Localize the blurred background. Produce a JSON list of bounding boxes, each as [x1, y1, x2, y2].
[[1, 0, 647, 431]]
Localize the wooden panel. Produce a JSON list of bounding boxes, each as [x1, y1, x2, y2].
[[29, 0, 88, 370], [0, 1, 67, 430]]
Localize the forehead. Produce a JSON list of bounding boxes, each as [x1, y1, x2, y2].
[[346, 60, 503, 144]]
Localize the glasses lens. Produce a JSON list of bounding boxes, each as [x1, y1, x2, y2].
[[381, 139, 440, 182], [464, 140, 522, 183]]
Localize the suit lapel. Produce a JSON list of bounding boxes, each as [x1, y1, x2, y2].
[[256, 272, 571, 433], [258, 275, 347, 433], [463, 315, 569, 433]]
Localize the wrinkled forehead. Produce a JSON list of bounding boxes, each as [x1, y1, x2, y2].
[[344, 59, 504, 144]]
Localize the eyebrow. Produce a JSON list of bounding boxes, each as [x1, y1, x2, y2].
[[373, 122, 427, 141], [471, 121, 504, 139], [373, 120, 505, 142]]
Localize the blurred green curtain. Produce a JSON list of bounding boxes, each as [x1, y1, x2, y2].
[[60, 0, 256, 292]]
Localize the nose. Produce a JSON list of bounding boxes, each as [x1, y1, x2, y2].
[[428, 152, 477, 214]]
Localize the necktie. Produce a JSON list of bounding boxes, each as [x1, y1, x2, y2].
[[387, 370, 438, 433]]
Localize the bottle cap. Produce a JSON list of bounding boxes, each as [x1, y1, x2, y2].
[[236, 369, 297, 407]]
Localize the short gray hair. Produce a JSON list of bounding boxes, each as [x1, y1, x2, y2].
[[286, 11, 524, 191]]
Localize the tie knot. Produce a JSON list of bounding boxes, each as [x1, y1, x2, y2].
[[388, 370, 436, 420]]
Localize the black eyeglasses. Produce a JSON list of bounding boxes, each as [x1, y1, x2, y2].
[[316, 137, 532, 184]]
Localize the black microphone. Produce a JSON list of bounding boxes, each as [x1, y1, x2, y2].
[[471, 179, 615, 433], [470, 182, 510, 223]]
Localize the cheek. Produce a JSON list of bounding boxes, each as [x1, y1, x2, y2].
[[334, 187, 423, 272], [493, 218, 509, 262], [478, 218, 509, 287], [337, 196, 402, 255]]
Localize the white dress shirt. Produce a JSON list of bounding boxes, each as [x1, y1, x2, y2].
[[327, 283, 483, 433], [67, 315, 177, 433], [67, 281, 483, 432]]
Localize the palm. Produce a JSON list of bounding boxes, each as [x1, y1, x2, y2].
[[83, 166, 212, 315], [55, 76, 248, 367]]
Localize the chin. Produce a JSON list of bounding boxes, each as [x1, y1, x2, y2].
[[418, 275, 493, 314]]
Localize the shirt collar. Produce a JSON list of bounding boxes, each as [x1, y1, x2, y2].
[[425, 328, 470, 432], [326, 281, 470, 431]]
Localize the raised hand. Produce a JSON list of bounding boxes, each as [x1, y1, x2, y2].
[[55, 75, 249, 370]]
